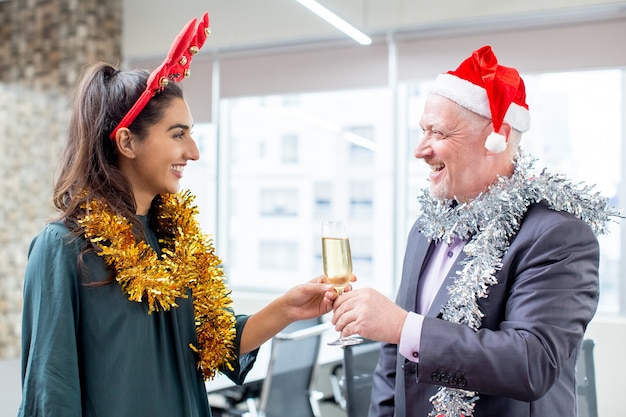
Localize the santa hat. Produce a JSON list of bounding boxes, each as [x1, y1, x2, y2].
[[429, 45, 530, 153]]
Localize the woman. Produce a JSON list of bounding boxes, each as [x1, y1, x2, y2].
[[19, 15, 337, 417]]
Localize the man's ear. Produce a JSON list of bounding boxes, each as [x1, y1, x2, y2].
[[499, 122, 512, 142], [484, 122, 512, 155], [113, 128, 137, 159]]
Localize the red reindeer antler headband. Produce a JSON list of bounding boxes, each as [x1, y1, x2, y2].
[[109, 12, 211, 139]]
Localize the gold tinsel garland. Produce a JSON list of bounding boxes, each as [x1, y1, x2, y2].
[[78, 190, 236, 380]]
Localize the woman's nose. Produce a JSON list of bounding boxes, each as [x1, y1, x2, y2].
[[187, 137, 200, 161]]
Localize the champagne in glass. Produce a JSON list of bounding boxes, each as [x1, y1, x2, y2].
[[321, 220, 362, 346], [322, 235, 352, 295]]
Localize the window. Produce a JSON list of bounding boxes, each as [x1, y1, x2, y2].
[[348, 125, 375, 165], [219, 89, 392, 292], [207, 69, 623, 312], [281, 134, 299, 164], [260, 188, 298, 216], [314, 182, 332, 219], [350, 181, 373, 219], [260, 241, 298, 270], [524, 70, 622, 313], [405, 69, 623, 314]]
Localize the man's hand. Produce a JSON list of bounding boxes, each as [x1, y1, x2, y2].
[[332, 288, 408, 344]]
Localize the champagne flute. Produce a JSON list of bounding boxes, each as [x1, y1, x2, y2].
[[321, 220, 363, 346]]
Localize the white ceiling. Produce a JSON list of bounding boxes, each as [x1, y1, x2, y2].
[[122, 0, 626, 59]]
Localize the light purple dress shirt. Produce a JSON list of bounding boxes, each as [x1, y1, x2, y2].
[[399, 238, 464, 362]]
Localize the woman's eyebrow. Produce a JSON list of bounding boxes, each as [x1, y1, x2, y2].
[[167, 123, 191, 131]]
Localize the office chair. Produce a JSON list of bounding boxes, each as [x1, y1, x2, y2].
[[329, 338, 381, 417], [576, 338, 599, 417], [215, 317, 330, 417]]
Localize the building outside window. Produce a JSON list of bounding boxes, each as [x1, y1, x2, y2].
[[207, 69, 623, 312]]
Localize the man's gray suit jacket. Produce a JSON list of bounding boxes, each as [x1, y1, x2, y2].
[[369, 202, 600, 417]]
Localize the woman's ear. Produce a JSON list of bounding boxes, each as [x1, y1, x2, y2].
[[114, 128, 137, 159]]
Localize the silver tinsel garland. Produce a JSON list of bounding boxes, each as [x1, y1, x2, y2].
[[417, 151, 621, 417]]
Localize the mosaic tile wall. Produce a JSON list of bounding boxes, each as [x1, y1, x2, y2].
[[0, 0, 122, 359]]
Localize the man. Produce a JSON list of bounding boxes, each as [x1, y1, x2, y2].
[[331, 45, 617, 417]]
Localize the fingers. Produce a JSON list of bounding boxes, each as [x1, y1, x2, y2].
[[331, 291, 358, 326], [334, 303, 368, 339], [310, 275, 327, 284], [303, 276, 335, 293], [330, 288, 403, 343]]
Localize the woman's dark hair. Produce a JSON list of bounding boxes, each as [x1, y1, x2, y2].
[[53, 63, 184, 278], [55, 62, 183, 220]]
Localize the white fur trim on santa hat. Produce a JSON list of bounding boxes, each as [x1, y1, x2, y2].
[[429, 73, 530, 132]]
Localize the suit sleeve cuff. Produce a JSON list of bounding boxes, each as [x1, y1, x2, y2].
[[399, 311, 424, 362]]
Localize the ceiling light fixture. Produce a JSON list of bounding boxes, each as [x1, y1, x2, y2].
[[295, 0, 372, 45]]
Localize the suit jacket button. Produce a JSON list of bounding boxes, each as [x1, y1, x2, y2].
[[449, 377, 457, 385], [431, 372, 440, 382], [440, 373, 450, 383], [458, 378, 467, 387]]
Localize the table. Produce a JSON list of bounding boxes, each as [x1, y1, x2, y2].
[[205, 326, 344, 393]]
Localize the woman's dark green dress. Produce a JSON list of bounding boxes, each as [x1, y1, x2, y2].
[[19, 219, 257, 417]]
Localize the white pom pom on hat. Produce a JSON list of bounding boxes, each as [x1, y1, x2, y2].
[[485, 132, 507, 153], [428, 45, 530, 153]]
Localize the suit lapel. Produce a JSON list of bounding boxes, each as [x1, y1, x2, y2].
[[402, 237, 432, 312], [426, 249, 469, 317]]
